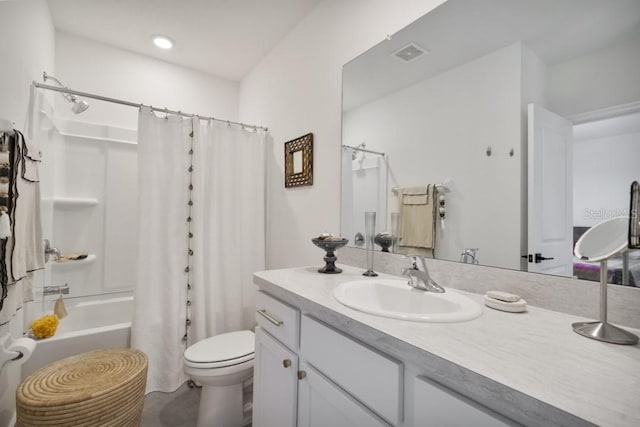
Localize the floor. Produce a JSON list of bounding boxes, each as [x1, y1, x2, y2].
[[141, 381, 253, 427], [141, 382, 201, 427]]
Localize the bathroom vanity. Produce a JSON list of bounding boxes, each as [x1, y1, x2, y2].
[[253, 266, 640, 427]]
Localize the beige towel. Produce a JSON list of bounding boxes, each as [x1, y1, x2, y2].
[[398, 185, 436, 257]]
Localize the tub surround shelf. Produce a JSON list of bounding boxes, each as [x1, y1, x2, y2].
[[52, 254, 96, 268], [46, 197, 99, 207], [58, 131, 136, 146], [254, 265, 640, 427]]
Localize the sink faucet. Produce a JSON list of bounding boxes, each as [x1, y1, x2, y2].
[[460, 248, 479, 264], [401, 254, 445, 293]]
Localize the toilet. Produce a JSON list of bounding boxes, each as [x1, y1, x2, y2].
[[184, 330, 255, 427]]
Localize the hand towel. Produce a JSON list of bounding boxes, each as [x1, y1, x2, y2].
[[402, 186, 429, 205], [398, 184, 437, 257]]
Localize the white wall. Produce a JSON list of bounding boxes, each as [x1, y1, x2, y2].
[[0, 0, 55, 127], [340, 154, 388, 246], [548, 30, 640, 117], [573, 114, 640, 227], [0, 2, 55, 424], [54, 32, 240, 130], [239, 0, 446, 269], [343, 43, 524, 269], [48, 122, 138, 301]]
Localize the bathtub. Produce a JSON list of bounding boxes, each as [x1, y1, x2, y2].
[[21, 294, 133, 379]]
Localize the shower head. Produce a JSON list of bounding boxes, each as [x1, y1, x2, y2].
[[70, 97, 90, 114], [43, 72, 90, 114]]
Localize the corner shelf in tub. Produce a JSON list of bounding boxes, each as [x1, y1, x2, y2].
[[52, 254, 97, 268], [44, 197, 99, 208]]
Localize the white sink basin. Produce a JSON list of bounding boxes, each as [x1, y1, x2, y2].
[[333, 279, 482, 323]]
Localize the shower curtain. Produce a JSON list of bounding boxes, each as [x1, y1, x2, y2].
[[132, 108, 267, 393]]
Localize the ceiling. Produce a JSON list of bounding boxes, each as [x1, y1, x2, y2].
[[343, 0, 640, 110], [47, 0, 321, 82]]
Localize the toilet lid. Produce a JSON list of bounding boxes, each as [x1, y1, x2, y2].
[[184, 330, 255, 365]]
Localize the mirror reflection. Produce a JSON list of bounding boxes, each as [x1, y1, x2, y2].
[[293, 150, 303, 174], [341, 0, 640, 286]]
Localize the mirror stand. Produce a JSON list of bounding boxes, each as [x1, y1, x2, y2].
[[572, 258, 639, 345]]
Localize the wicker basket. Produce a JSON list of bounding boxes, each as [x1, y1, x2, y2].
[[16, 348, 148, 427]]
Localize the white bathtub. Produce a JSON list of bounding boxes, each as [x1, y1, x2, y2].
[[21, 294, 133, 379]]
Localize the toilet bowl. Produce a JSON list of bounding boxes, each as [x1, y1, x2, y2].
[[184, 330, 255, 427]]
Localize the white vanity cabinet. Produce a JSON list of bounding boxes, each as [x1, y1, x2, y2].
[[253, 327, 298, 427], [299, 315, 402, 425], [297, 362, 390, 427], [253, 290, 517, 427], [253, 291, 301, 427], [413, 376, 516, 427]]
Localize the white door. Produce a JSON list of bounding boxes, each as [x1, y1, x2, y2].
[[297, 363, 390, 427], [253, 327, 298, 427], [527, 104, 573, 276]]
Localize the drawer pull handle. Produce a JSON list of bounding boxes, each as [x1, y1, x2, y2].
[[283, 359, 292, 368], [297, 370, 306, 380], [257, 309, 284, 326]]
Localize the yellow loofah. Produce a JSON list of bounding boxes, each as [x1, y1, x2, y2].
[[30, 314, 59, 339]]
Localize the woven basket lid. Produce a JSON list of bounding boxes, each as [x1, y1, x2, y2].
[[17, 348, 148, 409]]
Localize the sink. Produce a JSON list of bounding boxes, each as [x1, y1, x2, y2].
[[333, 279, 482, 323]]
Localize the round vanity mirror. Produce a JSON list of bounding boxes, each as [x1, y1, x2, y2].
[[571, 216, 638, 345], [574, 217, 629, 262]]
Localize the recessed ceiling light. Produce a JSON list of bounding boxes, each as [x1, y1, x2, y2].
[[153, 36, 174, 50]]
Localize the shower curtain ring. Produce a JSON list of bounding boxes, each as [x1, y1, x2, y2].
[[164, 107, 168, 120]]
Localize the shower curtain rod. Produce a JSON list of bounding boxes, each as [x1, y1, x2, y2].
[[32, 81, 269, 131], [342, 144, 385, 156]]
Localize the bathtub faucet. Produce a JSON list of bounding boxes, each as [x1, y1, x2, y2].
[[43, 283, 69, 296], [44, 239, 61, 262]]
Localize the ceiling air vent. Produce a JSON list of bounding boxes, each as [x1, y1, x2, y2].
[[392, 43, 428, 62]]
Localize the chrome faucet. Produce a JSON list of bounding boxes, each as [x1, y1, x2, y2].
[[401, 254, 445, 293], [44, 239, 61, 262], [460, 248, 479, 264]]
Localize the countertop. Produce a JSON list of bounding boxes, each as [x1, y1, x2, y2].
[[254, 265, 640, 427]]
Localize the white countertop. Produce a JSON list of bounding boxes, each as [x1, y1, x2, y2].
[[254, 265, 640, 427]]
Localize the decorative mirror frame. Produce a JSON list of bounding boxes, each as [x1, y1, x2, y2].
[[284, 133, 313, 188]]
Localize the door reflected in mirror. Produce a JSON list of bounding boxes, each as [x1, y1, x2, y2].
[[341, 0, 640, 287]]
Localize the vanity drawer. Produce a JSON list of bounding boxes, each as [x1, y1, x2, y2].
[[255, 291, 300, 350], [300, 316, 403, 426], [413, 376, 516, 426]]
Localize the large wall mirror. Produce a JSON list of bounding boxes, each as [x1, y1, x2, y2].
[[341, 0, 640, 287]]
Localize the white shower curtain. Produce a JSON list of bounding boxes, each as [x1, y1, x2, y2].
[[132, 108, 266, 393]]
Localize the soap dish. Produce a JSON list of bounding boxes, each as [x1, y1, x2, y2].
[[484, 295, 527, 313]]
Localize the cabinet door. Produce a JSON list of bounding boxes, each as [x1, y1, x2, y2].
[[413, 376, 517, 426], [298, 362, 390, 427], [253, 327, 298, 427]]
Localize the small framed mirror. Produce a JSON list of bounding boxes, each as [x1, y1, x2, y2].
[[284, 133, 313, 187]]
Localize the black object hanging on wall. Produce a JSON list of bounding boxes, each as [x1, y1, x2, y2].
[[630, 181, 639, 249]]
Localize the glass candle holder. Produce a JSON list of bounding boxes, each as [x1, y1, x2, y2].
[[390, 212, 400, 253], [363, 211, 378, 277]]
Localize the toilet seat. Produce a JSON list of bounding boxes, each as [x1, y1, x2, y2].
[[184, 330, 255, 369]]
